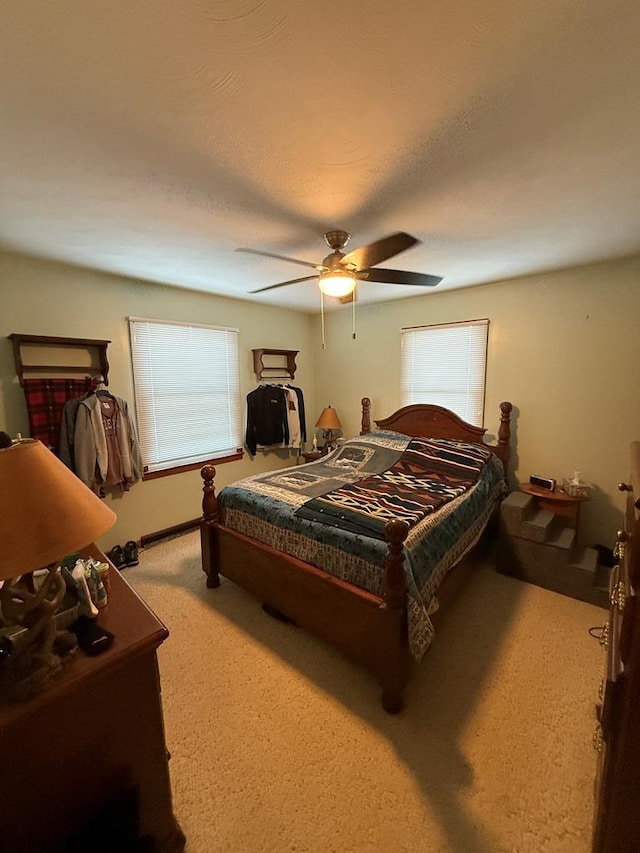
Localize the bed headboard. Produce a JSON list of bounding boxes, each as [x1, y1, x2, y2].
[[360, 397, 513, 470]]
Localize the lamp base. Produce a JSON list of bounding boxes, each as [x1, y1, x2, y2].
[[0, 645, 65, 702], [0, 622, 79, 702], [322, 429, 337, 452]]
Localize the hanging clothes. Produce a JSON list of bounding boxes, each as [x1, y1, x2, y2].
[[22, 376, 95, 453], [288, 385, 307, 445], [59, 393, 89, 472], [245, 385, 290, 456], [283, 387, 301, 449], [245, 384, 307, 456], [74, 391, 142, 495]]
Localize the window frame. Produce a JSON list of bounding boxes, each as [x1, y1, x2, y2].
[[128, 317, 243, 479], [400, 318, 489, 427]]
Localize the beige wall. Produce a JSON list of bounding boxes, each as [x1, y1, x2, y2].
[[2, 250, 639, 553], [0, 251, 315, 551], [312, 256, 640, 547]]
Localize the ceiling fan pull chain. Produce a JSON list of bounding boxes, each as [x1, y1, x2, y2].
[[321, 291, 326, 350], [352, 287, 357, 340]]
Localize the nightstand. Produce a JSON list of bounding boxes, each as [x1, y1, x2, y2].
[[498, 485, 604, 607], [517, 482, 587, 530]]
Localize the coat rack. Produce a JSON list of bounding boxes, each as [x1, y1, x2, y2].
[[9, 334, 111, 387]]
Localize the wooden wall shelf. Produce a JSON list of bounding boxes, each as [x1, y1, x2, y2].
[[9, 334, 111, 386], [252, 348, 298, 381]]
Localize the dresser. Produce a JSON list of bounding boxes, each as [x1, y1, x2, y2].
[[0, 548, 185, 853], [593, 443, 640, 851]]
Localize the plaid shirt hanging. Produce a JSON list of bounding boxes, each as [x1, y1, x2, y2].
[[22, 377, 96, 452]]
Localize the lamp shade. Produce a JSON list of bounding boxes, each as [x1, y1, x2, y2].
[[0, 440, 116, 579], [315, 406, 342, 431]]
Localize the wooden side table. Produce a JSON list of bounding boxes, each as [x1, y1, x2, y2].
[[517, 483, 587, 530], [0, 547, 185, 853]]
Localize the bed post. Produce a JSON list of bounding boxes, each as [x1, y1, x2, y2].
[[497, 401, 513, 471], [380, 519, 411, 714], [360, 397, 371, 435], [200, 465, 221, 589]]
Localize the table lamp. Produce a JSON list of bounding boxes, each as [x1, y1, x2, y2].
[[0, 439, 116, 698], [315, 406, 342, 451]]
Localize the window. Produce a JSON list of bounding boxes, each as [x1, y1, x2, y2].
[[400, 319, 489, 426], [129, 318, 242, 474]]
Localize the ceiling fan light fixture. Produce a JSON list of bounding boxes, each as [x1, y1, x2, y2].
[[317, 270, 356, 297]]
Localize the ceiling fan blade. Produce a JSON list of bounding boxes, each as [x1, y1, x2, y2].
[[341, 232, 419, 270], [251, 275, 319, 294], [236, 247, 325, 271], [357, 268, 442, 287]]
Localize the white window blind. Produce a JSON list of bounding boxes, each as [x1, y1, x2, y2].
[[129, 318, 241, 473], [401, 319, 489, 426]]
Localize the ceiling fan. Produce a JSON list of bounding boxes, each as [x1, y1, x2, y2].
[[236, 230, 442, 301]]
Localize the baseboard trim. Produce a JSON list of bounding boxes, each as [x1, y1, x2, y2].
[[140, 518, 201, 548]]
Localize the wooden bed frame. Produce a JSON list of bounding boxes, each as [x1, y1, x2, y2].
[[200, 398, 513, 713]]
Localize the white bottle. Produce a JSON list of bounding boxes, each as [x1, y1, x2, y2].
[[72, 561, 99, 618]]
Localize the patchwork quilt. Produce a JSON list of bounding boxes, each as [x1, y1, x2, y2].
[[219, 431, 506, 660], [296, 436, 494, 538]]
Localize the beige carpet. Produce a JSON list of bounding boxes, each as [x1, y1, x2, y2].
[[127, 531, 605, 853]]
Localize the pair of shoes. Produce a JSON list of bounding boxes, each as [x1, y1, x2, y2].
[[107, 541, 139, 570], [123, 540, 139, 567]]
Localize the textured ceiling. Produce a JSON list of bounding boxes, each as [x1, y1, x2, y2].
[[2, 0, 640, 312]]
